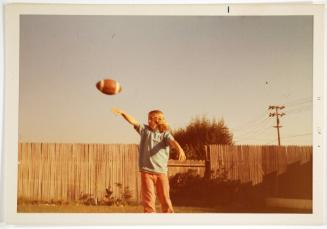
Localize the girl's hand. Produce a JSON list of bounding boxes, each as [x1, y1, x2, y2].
[[168, 140, 187, 161], [178, 150, 187, 161], [112, 108, 139, 126], [112, 108, 123, 115]]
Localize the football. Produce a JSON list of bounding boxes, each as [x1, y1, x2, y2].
[[96, 79, 122, 95]]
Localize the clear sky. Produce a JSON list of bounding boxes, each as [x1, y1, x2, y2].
[[19, 15, 313, 145]]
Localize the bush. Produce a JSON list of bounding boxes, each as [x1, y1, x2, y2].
[[169, 170, 241, 207], [172, 116, 233, 160]]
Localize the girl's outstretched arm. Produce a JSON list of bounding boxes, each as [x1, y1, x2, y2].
[[112, 108, 140, 128]]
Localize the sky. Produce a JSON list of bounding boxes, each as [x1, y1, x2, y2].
[[19, 15, 313, 145]]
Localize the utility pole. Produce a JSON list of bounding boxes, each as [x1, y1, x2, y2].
[[268, 105, 286, 146]]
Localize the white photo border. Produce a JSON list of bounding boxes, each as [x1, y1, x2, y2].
[[3, 3, 326, 225]]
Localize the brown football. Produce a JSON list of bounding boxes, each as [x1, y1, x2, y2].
[[96, 79, 122, 95]]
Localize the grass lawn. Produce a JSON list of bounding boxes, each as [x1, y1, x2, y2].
[[17, 203, 312, 213], [17, 204, 217, 213]]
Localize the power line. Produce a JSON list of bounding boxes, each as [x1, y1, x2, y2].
[[230, 113, 268, 132], [264, 132, 312, 144], [286, 104, 312, 114], [284, 97, 312, 106], [232, 100, 311, 145], [286, 100, 311, 107], [234, 120, 271, 139], [234, 124, 272, 143], [282, 133, 312, 139], [232, 117, 270, 135], [231, 98, 312, 133]]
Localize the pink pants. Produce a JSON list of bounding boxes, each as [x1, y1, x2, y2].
[[140, 171, 174, 213]]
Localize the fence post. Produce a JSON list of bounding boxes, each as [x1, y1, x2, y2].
[[204, 145, 211, 179]]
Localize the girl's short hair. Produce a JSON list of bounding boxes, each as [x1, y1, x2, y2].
[[148, 110, 164, 116]]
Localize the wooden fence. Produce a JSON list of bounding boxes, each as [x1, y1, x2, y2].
[[206, 145, 312, 186], [18, 143, 140, 203], [18, 143, 312, 204], [17, 143, 205, 203]]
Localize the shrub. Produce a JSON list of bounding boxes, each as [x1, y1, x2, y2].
[[169, 170, 240, 207], [172, 116, 233, 159]]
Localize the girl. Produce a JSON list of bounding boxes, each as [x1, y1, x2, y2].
[[112, 108, 186, 213]]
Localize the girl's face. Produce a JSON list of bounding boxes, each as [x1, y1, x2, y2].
[[148, 113, 164, 130]]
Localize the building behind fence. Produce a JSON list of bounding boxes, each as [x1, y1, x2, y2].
[[17, 143, 312, 204]]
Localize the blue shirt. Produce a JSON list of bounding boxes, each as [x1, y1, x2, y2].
[[134, 124, 174, 174]]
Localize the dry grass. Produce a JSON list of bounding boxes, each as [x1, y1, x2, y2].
[[17, 203, 311, 214], [17, 204, 217, 213]]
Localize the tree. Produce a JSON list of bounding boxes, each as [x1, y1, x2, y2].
[[172, 116, 233, 160]]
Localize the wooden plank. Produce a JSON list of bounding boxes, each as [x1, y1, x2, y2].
[[239, 145, 244, 184], [258, 146, 263, 185]]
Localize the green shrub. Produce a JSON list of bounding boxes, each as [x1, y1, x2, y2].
[[169, 170, 240, 207]]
